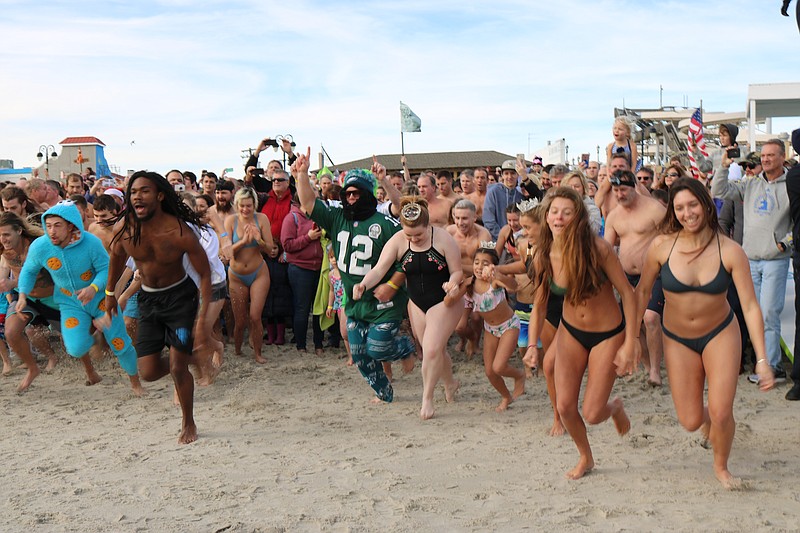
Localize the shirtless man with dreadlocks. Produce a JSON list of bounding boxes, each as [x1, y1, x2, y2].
[[104, 171, 212, 444]]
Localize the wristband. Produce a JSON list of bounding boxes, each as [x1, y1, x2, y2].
[[220, 232, 229, 238], [105, 289, 116, 297], [327, 305, 333, 310], [386, 280, 400, 290], [756, 358, 767, 365], [90, 283, 100, 293]]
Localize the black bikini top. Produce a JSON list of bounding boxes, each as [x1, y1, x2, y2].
[[661, 232, 731, 295]]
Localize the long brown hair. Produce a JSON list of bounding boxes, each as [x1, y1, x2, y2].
[[657, 177, 720, 261], [528, 187, 604, 306]]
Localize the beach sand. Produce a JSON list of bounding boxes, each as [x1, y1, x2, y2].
[[1, 338, 799, 533]]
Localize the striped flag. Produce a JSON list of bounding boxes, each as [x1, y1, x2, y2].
[[687, 108, 707, 179]]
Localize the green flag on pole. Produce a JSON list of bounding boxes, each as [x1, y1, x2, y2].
[[400, 101, 422, 132]]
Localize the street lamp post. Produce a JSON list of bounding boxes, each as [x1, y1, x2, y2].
[[36, 144, 58, 176]]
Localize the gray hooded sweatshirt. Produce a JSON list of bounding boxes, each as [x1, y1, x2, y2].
[[711, 162, 791, 261]]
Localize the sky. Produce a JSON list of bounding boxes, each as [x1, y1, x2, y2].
[[1, 0, 799, 177]]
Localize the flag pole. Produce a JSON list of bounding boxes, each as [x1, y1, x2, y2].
[[401, 131, 405, 157]]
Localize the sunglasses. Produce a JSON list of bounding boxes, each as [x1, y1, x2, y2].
[[273, 178, 289, 183], [665, 173, 680, 178], [344, 190, 361, 198], [742, 162, 757, 170]]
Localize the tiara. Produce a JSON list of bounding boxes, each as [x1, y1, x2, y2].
[[479, 240, 497, 249], [517, 198, 539, 212], [401, 202, 422, 221]]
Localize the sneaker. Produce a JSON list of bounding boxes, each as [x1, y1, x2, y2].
[[748, 367, 788, 384], [786, 382, 800, 401]]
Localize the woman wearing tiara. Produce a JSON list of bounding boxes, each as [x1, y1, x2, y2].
[[353, 196, 463, 419]]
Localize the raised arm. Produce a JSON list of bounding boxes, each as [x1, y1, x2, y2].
[[374, 156, 401, 218], [292, 147, 317, 216]]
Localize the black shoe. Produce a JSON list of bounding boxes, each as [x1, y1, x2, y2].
[[786, 382, 800, 401], [773, 367, 787, 384]]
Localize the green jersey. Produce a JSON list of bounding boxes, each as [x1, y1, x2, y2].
[[310, 199, 407, 323]]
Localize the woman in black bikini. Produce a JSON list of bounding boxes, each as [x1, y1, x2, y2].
[[525, 187, 639, 480], [353, 197, 463, 420], [635, 178, 774, 489]]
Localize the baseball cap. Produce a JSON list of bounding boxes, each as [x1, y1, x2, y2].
[[500, 160, 517, 171]]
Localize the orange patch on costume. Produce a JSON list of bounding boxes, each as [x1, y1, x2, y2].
[[111, 338, 125, 351], [97, 300, 107, 312], [80, 270, 93, 281], [46, 257, 62, 270], [64, 317, 79, 329], [60, 288, 72, 296]]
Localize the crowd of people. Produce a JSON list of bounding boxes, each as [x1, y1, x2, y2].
[[2, 124, 798, 487]]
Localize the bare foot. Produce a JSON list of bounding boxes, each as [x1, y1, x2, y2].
[[402, 356, 415, 374], [716, 469, 745, 490], [455, 338, 465, 352], [566, 456, 595, 480], [369, 397, 383, 405], [84, 370, 102, 386], [254, 354, 267, 364], [2, 361, 13, 376], [178, 423, 198, 444], [445, 379, 460, 403], [212, 350, 223, 368], [420, 399, 435, 420], [197, 356, 221, 387], [610, 397, 630, 436], [45, 354, 58, 372], [495, 396, 512, 412], [548, 419, 566, 437], [647, 370, 662, 387], [17, 367, 40, 392], [512, 375, 526, 400], [129, 376, 147, 397], [465, 339, 475, 359], [346, 358, 354, 366]]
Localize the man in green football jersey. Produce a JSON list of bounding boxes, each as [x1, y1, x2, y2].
[[293, 148, 414, 403]]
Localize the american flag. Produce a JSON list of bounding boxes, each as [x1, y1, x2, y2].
[[687, 108, 707, 179]]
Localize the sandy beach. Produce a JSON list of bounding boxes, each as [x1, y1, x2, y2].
[[1, 331, 798, 533]]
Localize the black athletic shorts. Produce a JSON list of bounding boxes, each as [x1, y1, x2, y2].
[[136, 276, 198, 357]]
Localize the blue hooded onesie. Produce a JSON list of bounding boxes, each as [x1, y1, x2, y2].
[[17, 201, 137, 375]]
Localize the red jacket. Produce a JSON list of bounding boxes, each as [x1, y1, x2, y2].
[[260, 190, 292, 241]]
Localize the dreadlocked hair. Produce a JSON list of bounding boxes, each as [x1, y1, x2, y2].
[[112, 171, 203, 247], [528, 187, 604, 307]]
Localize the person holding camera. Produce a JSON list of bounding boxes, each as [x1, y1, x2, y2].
[[243, 137, 297, 194]]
